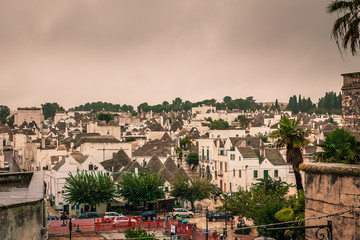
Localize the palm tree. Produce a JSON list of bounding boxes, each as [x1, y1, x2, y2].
[[327, 0, 360, 55], [270, 117, 312, 191], [314, 128, 360, 164]]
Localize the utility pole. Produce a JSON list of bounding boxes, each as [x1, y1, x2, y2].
[[206, 206, 209, 240]]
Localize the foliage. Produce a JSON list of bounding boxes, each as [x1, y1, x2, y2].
[[118, 170, 165, 206], [175, 147, 183, 160], [255, 133, 268, 143], [0, 105, 10, 124], [75, 101, 133, 112], [234, 224, 251, 235], [186, 152, 199, 166], [275, 190, 305, 239], [42, 102, 65, 120], [210, 119, 229, 130], [97, 112, 114, 123], [63, 170, 117, 207], [237, 115, 251, 128], [123, 228, 156, 239], [170, 175, 213, 211], [180, 136, 194, 150], [327, 0, 360, 55], [270, 117, 311, 191], [220, 177, 292, 239], [131, 110, 137, 116], [286, 95, 316, 114], [125, 137, 136, 142], [314, 128, 360, 164]]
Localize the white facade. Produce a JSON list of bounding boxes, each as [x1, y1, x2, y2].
[[79, 142, 132, 162], [209, 129, 246, 139], [87, 122, 122, 140], [44, 155, 106, 217]]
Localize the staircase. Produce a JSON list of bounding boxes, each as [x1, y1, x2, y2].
[[180, 160, 199, 179]]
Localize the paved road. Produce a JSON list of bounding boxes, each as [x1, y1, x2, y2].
[[4, 151, 20, 172]]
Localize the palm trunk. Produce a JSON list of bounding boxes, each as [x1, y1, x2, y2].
[[293, 167, 304, 191]]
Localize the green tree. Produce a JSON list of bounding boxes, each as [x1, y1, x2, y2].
[[210, 119, 229, 130], [223, 96, 232, 104], [118, 170, 165, 207], [42, 102, 64, 120], [131, 110, 137, 116], [97, 112, 114, 123], [314, 128, 360, 164], [180, 135, 194, 150], [186, 152, 199, 166], [328, 0, 360, 55], [275, 190, 305, 240], [170, 175, 213, 212], [63, 170, 117, 209], [122, 228, 155, 239], [0, 105, 10, 124], [172, 97, 183, 106], [221, 177, 291, 239], [137, 102, 150, 112], [270, 117, 312, 192]]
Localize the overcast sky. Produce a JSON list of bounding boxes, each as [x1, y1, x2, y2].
[[0, 0, 358, 110]]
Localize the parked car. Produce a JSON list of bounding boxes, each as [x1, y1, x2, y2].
[[206, 211, 234, 222], [172, 208, 194, 218], [138, 211, 157, 220], [47, 215, 59, 221], [4, 162, 9, 170], [103, 212, 124, 222], [73, 212, 98, 220], [112, 216, 137, 227]]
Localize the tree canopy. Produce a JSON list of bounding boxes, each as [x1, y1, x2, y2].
[[210, 119, 230, 130], [42, 102, 65, 120], [170, 175, 212, 211], [63, 170, 117, 207], [220, 177, 292, 239], [74, 101, 133, 112], [117, 170, 165, 207], [327, 0, 360, 55], [186, 152, 199, 166], [97, 112, 114, 123], [0, 105, 10, 124], [315, 128, 360, 164]]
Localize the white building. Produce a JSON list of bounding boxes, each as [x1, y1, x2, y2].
[[44, 154, 106, 217]]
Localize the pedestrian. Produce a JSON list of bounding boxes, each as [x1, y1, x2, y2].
[[148, 216, 151, 228], [212, 230, 219, 240], [156, 217, 160, 228]]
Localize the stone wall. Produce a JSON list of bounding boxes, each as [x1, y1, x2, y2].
[[300, 162, 360, 240], [342, 72, 360, 130], [0, 199, 46, 240]]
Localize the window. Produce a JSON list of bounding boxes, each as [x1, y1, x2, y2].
[[202, 149, 204, 160], [220, 150, 224, 155], [239, 156, 241, 161], [230, 154, 235, 160], [220, 162, 223, 172], [239, 170, 241, 178], [214, 161, 217, 170], [215, 170, 217, 180], [207, 149, 209, 160], [89, 163, 94, 171], [225, 163, 227, 172], [165, 187, 169, 192], [264, 170, 269, 178], [254, 170, 258, 178], [230, 182, 232, 192], [233, 169, 235, 177], [274, 170, 279, 178]]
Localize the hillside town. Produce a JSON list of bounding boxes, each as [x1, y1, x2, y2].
[[0, 72, 359, 239], [1, 0, 360, 239]]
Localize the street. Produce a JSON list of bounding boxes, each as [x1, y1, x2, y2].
[[4, 150, 20, 172]]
